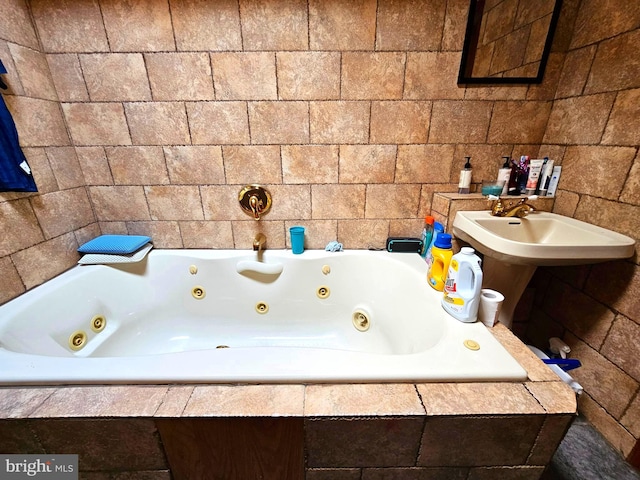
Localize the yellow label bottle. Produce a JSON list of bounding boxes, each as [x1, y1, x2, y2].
[[427, 233, 453, 291], [442, 247, 483, 322]]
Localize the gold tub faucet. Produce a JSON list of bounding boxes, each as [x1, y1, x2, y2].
[[253, 233, 267, 252]]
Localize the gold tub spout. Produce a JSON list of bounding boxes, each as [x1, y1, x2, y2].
[[491, 197, 536, 218], [253, 233, 267, 252]]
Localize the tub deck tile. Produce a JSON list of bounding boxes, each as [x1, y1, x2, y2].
[[154, 385, 195, 417], [182, 384, 305, 417], [524, 381, 578, 414], [304, 384, 425, 417], [27, 385, 168, 418], [0, 387, 56, 418], [416, 383, 546, 416]]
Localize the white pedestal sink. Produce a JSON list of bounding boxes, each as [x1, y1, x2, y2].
[[452, 211, 636, 328]]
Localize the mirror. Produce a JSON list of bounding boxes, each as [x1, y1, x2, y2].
[[458, 0, 563, 84]]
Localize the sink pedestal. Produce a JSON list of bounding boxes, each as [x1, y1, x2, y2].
[[481, 256, 537, 329]]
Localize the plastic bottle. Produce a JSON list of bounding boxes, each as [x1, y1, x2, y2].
[[442, 247, 483, 322], [497, 156, 512, 195], [424, 221, 444, 268], [458, 157, 472, 193], [427, 233, 453, 291], [420, 216, 434, 258]]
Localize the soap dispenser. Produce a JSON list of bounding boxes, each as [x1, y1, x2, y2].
[[458, 157, 472, 194], [497, 156, 511, 195]]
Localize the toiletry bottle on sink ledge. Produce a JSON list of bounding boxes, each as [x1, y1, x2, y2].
[[427, 233, 453, 291]]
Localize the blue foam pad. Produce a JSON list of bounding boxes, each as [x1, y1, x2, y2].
[[78, 235, 151, 254]]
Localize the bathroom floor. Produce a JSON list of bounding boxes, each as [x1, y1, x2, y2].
[[543, 416, 640, 480]]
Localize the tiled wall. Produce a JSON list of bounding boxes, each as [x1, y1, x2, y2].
[[0, 0, 638, 463], [529, 0, 640, 460]]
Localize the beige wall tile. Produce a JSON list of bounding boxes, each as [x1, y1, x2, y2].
[[342, 52, 405, 100], [0, 0, 39, 49], [125, 102, 190, 145], [551, 190, 580, 217], [6, 96, 69, 147], [285, 220, 337, 249], [578, 393, 637, 457], [282, 145, 339, 184], [233, 220, 286, 248], [429, 101, 492, 144], [212, 52, 276, 100], [602, 88, 640, 146], [570, 0, 640, 49], [146, 53, 214, 101], [106, 146, 169, 185], [338, 219, 389, 249], [179, 220, 234, 248], [601, 315, 640, 382], [145, 186, 203, 221], [187, 101, 250, 145], [376, 0, 447, 50], [11, 233, 79, 289], [170, 0, 241, 51], [309, 0, 377, 50], [585, 30, 640, 93], [620, 153, 640, 206], [73, 223, 100, 247], [370, 101, 431, 144], [365, 184, 422, 219], [305, 384, 424, 417], [543, 94, 616, 144], [339, 145, 396, 184], [312, 184, 365, 220], [8, 44, 57, 100], [560, 146, 635, 200], [183, 385, 304, 416], [202, 185, 249, 221], [81, 53, 151, 102], [306, 417, 424, 467], [263, 184, 311, 220], [0, 199, 45, 256], [488, 101, 552, 144], [277, 52, 340, 100], [0, 41, 24, 95], [30, 0, 108, 53], [417, 383, 544, 415], [405, 52, 465, 100], [126, 221, 183, 248], [101, 0, 175, 52], [164, 146, 225, 185], [418, 416, 543, 467], [248, 101, 309, 144], [31, 188, 94, 239], [555, 46, 596, 99], [223, 145, 282, 184], [310, 101, 369, 144], [46, 146, 85, 189], [564, 333, 638, 419], [0, 256, 25, 305], [451, 144, 512, 184], [76, 146, 113, 186], [22, 148, 58, 194], [620, 392, 640, 438], [89, 186, 151, 221], [541, 277, 614, 350], [62, 102, 131, 146], [240, 0, 308, 50], [46, 54, 89, 102], [396, 145, 455, 183]]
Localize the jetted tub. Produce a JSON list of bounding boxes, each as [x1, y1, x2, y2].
[[0, 249, 527, 384]]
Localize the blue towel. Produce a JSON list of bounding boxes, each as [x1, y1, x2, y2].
[[78, 235, 152, 254], [0, 59, 37, 193]]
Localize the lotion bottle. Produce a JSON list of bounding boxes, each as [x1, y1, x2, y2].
[[458, 157, 472, 194], [497, 156, 511, 195]]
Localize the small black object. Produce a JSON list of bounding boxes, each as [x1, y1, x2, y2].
[[386, 237, 423, 253]]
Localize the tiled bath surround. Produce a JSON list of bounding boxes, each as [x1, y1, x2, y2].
[[0, 325, 576, 479], [0, 0, 638, 466]]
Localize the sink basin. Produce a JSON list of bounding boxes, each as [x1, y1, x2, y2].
[[453, 210, 635, 266]]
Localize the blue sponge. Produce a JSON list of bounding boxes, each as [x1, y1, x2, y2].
[[78, 235, 151, 254]]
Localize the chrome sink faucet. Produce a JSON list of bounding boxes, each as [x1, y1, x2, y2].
[[490, 196, 537, 218]]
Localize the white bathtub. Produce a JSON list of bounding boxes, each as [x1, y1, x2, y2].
[[0, 249, 526, 384]]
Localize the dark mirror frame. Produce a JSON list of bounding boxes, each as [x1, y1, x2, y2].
[[458, 0, 563, 84]]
